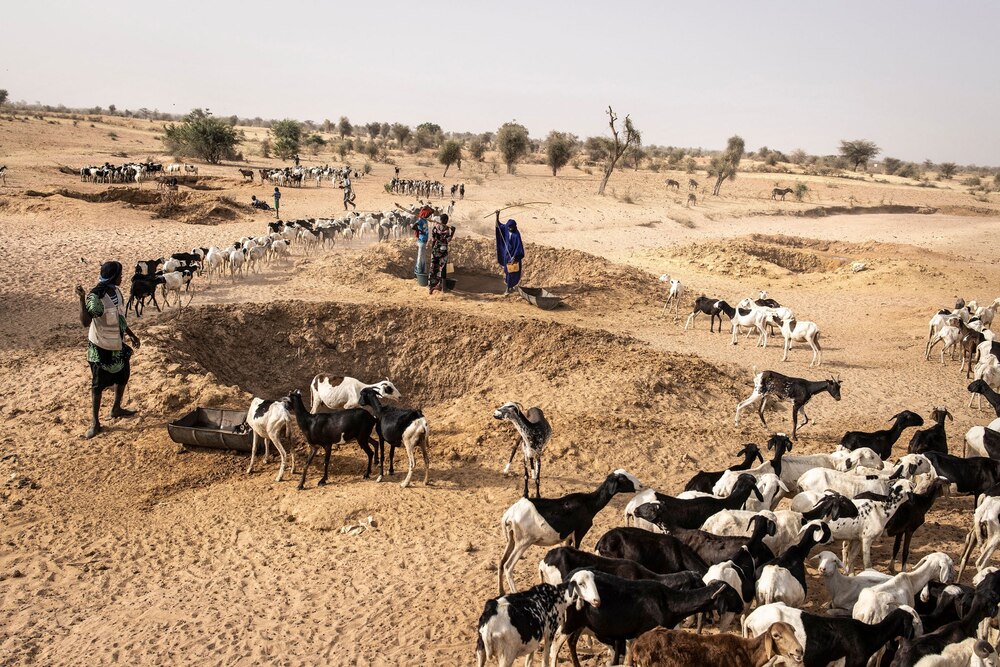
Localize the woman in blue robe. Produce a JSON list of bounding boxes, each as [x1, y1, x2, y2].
[[495, 211, 525, 295]]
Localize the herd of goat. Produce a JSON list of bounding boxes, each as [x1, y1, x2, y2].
[[470, 291, 1000, 666], [123, 207, 428, 315]]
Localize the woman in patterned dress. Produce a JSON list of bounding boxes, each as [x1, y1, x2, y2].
[[75, 261, 141, 439], [427, 214, 456, 295]]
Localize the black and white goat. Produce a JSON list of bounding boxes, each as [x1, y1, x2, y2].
[[735, 370, 842, 440], [286, 390, 377, 490], [538, 547, 704, 590], [357, 387, 429, 488], [684, 443, 764, 493], [840, 410, 925, 460], [497, 470, 642, 593], [246, 396, 294, 482], [552, 572, 740, 667], [494, 402, 552, 499], [744, 603, 917, 667], [970, 379, 1000, 418], [475, 570, 600, 667], [684, 296, 735, 333], [309, 374, 400, 412], [638, 473, 764, 530], [755, 521, 833, 607]]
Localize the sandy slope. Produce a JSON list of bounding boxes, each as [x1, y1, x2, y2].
[[1, 116, 999, 666]]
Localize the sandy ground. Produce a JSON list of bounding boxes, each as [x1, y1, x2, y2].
[[1, 114, 999, 666]]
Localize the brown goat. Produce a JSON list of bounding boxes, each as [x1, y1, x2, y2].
[[631, 622, 802, 667]]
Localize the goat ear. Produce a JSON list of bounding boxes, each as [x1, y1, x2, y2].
[[946, 410, 953, 422], [762, 628, 776, 660]]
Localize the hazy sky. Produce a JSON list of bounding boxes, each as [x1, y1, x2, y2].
[[5, 1, 999, 164]]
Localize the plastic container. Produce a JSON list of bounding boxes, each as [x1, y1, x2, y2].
[[415, 272, 429, 287]]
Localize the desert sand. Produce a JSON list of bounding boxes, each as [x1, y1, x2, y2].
[[1, 113, 999, 665]]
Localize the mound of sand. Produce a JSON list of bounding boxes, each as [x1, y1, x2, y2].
[[668, 238, 852, 277], [354, 237, 660, 297], [17, 188, 248, 224]]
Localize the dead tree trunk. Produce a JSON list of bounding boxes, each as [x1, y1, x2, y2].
[[596, 106, 640, 196]]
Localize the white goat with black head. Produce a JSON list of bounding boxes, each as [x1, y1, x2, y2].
[[494, 402, 551, 499]]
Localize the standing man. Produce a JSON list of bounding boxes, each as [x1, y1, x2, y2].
[[342, 173, 356, 210], [273, 187, 281, 218], [447, 200, 455, 217], [411, 204, 432, 275], [495, 210, 525, 296], [75, 261, 140, 439], [459, 183, 465, 200]]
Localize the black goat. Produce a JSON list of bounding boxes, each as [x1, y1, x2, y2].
[[642, 473, 764, 530], [634, 508, 777, 567], [755, 522, 833, 607], [907, 407, 952, 454], [840, 410, 924, 460], [555, 572, 740, 667], [357, 387, 429, 488], [735, 370, 842, 440], [685, 296, 735, 333], [539, 547, 703, 590], [684, 443, 763, 493], [595, 527, 709, 575], [134, 257, 163, 276], [924, 451, 1000, 510], [969, 380, 1000, 418], [286, 390, 377, 490], [127, 273, 164, 317], [884, 478, 949, 572]]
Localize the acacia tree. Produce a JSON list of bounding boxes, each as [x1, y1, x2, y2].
[[938, 162, 957, 179], [707, 135, 745, 196], [0, 89, 7, 106], [338, 116, 353, 138], [438, 140, 462, 176], [162, 108, 244, 163], [390, 123, 411, 146], [271, 119, 303, 159], [496, 122, 530, 174], [544, 131, 576, 176], [596, 106, 640, 195], [839, 139, 880, 171]]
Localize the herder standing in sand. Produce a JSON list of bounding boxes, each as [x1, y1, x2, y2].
[[411, 204, 433, 275], [75, 261, 140, 439], [273, 186, 281, 218], [495, 210, 525, 295]]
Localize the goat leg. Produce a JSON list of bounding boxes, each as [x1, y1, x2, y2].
[[503, 441, 519, 475], [317, 445, 332, 486]]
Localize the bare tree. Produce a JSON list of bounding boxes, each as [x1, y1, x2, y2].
[[596, 106, 640, 195]]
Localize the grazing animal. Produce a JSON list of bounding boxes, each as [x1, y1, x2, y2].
[[126, 274, 164, 317], [238, 168, 254, 181], [357, 388, 429, 488], [685, 296, 735, 333], [285, 390, 377, 489], [474, 570, 600, 667], [771, 187, 794, 201], [630, 621, 803, 667], [884, 478, 950, 573], [245, 397, 294, 482], [665, 178, 681, 190], [687, 193, 696, 207], [494, 402, 552, 499], [688, 178, 699, 190], [663, 278, 684, 313], [497, 470, 642, 594], [639, 473, 765, 531], [840, 410, 925, 460], [735, 370, 843, 440]]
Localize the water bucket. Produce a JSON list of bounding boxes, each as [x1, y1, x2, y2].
[[415, 272, 429, 287]]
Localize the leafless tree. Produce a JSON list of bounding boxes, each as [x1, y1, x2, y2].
[[596, 106, 640, 195]]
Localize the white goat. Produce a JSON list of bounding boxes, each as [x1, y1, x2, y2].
[[704, 472, 788, 511], [826, 480, 913, 572], [796, 467, 896, 499], [852, 552, 954, 624], [813, 550, 891, 612], [663, 277, 683, 313], [926, 316, 963, 363], [246, 397, 294, 482], [309, 374, 401, 413], [160, 269, 195, 307], [773, 315, 823, 366], [970, 355, 1000, 410], [958, 495, 1000, 579], [731, 300, 771, 347]]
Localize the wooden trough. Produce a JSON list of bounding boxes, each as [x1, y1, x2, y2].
[[167, 407, 256, 453]]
